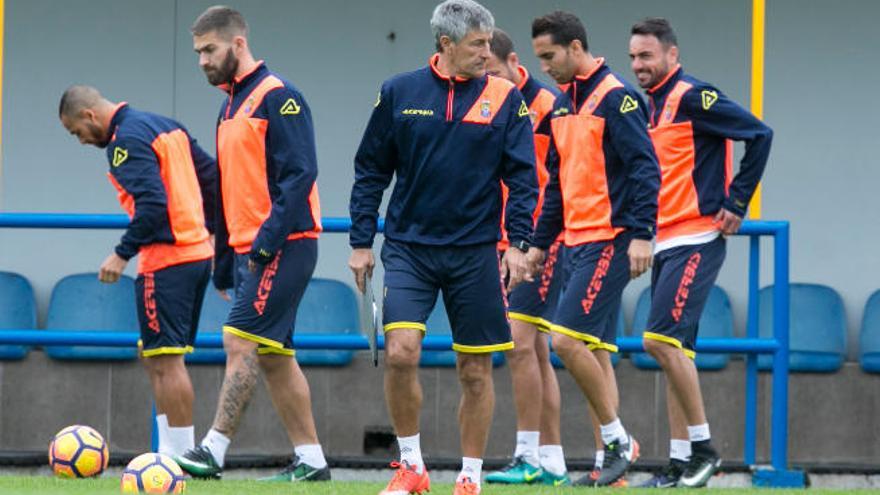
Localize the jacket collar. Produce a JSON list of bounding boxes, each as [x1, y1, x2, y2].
[[217, 61, 267, 93], [647, 64, 683, 98], [108, 102, 129, 137], [573, 57, 607, 84], [429, 53, 478, 83], [515, 65, 530, 91]]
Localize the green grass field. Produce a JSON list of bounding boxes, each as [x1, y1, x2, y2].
[[0, 477, 863, 495]]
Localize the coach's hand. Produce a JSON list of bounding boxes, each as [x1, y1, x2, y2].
[[98, 253, 128, 284], [714, 208, 743, 236], [502, 248, 533, 292], [628, 239, 653, 279], [349, 248, 375, 293], [525, 247, 546, 277]]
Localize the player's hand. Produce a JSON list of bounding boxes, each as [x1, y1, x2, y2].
[[98, 253, 128, 284], [714, 208, 743, 236], [628, 238, 653, 279], [502, 248, 533, 291], [349, 248, 375, 293], [525, 247, 547, 278], [217, 289, 231, 302]]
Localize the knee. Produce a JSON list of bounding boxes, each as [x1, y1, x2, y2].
[[550, 333, 580, 361], [385, 335, 421, 371], [643, 337, 675, 362], [457, 355, 492, 393], [223, 334, 257, 361], [506, 338, 535, 364]]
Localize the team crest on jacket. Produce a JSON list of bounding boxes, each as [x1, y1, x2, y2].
[[244, 96, 255, 114], [587, 93, 600, 111], [480, 100, 491, 118]]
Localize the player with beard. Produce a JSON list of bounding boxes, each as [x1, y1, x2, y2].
[[629, 17, 772, 488], [173, 5, 329, 483], [59, 86, 215, 459]]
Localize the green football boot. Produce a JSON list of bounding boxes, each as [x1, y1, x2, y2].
[[259, 456, 331, 482], [539, 469, 571, 486], [485, 456, 543, 484], [173, 446, 222, 479]]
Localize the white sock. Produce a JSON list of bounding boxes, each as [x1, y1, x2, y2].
[[670, 439, 691, 462], [513, 431, 540, 466], [201, 429, 231, 467], [458, 457, 483, 486], [167, 425, 195, 457], [687, 423, 711, 442], [397, 433, 424, 473], [155, 415, 170, 455], [294, 444, 328, 469], [593, 449, 605, 470], [599, 418, 627, 445], [539, 445, 567, 475]]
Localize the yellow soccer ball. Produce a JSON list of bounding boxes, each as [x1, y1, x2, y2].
[[48, 425, 109, 478], [120, 453, 186, 493]]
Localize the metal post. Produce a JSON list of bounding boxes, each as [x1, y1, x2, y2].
[[770, 223, 790, 471], [151, 404, 159, 453], [744, 235, 760, 465]]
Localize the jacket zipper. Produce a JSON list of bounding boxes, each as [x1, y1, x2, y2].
[[224, 82, 235, 120], [446, 80, 454, 122]]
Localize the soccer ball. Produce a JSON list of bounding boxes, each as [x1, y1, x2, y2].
[[120, 453, 186, 493], [48, 425, 109, 478]]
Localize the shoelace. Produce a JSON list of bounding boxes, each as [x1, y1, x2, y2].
[[501, 456, 527, 470], [387, 461, 419, 486], [279, 455, 303, 475], [456, 476, 479, 495], [187, 446, 214, 463]]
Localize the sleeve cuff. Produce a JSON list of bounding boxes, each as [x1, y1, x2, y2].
[[723, 197, 747, 217], [114, 244, 137, 261], [630, 228, 654, 241]]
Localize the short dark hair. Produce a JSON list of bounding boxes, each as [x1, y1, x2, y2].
[[489, 28, 514, 61], [531, 11, 588, 51], [191, 5, 248, 39], [631, 17, 678, 47], [59, 85, 102, 118]]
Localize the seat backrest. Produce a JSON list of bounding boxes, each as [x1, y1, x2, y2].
[[294, 278, 359, 366], [421, 297, 504, 367], [187, 290, 233, 364], [859, 290, 880, 372], [45, 273, 138, 360], [758, 283, 846, 372], [0, 271, 37, 360], [631, 285, 733, 371], [0, 271, 36, 328]]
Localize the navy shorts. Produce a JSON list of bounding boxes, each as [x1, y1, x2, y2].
[[136, 258, 211, 358], [224, 238, 317, 356], [381, 239, 512, 353], [550, 232, 632, 352], [508, 241, 565, 332], [644, 236, 726, 358]]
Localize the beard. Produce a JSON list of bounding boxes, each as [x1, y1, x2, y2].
[[204, 48, 239, 86], [91, 122, 112, 148]]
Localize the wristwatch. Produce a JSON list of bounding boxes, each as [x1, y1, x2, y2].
[[512, 239, 530, 253]]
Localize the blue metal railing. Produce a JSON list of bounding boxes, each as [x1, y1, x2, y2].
[[0, 213, 794, 482]]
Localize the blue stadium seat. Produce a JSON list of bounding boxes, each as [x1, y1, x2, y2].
[[860, 290, 880, 373], [188, 278, 359, 366], [631, 285, 733, 371], [0, 271, 36, 359], [294, 278, 359, 366], [45, 273, 138, 360], [420, 299, 505, 367], [757, 283, 846, 372], [550, 305, 625, 368], [185, 289, 232, 364]]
